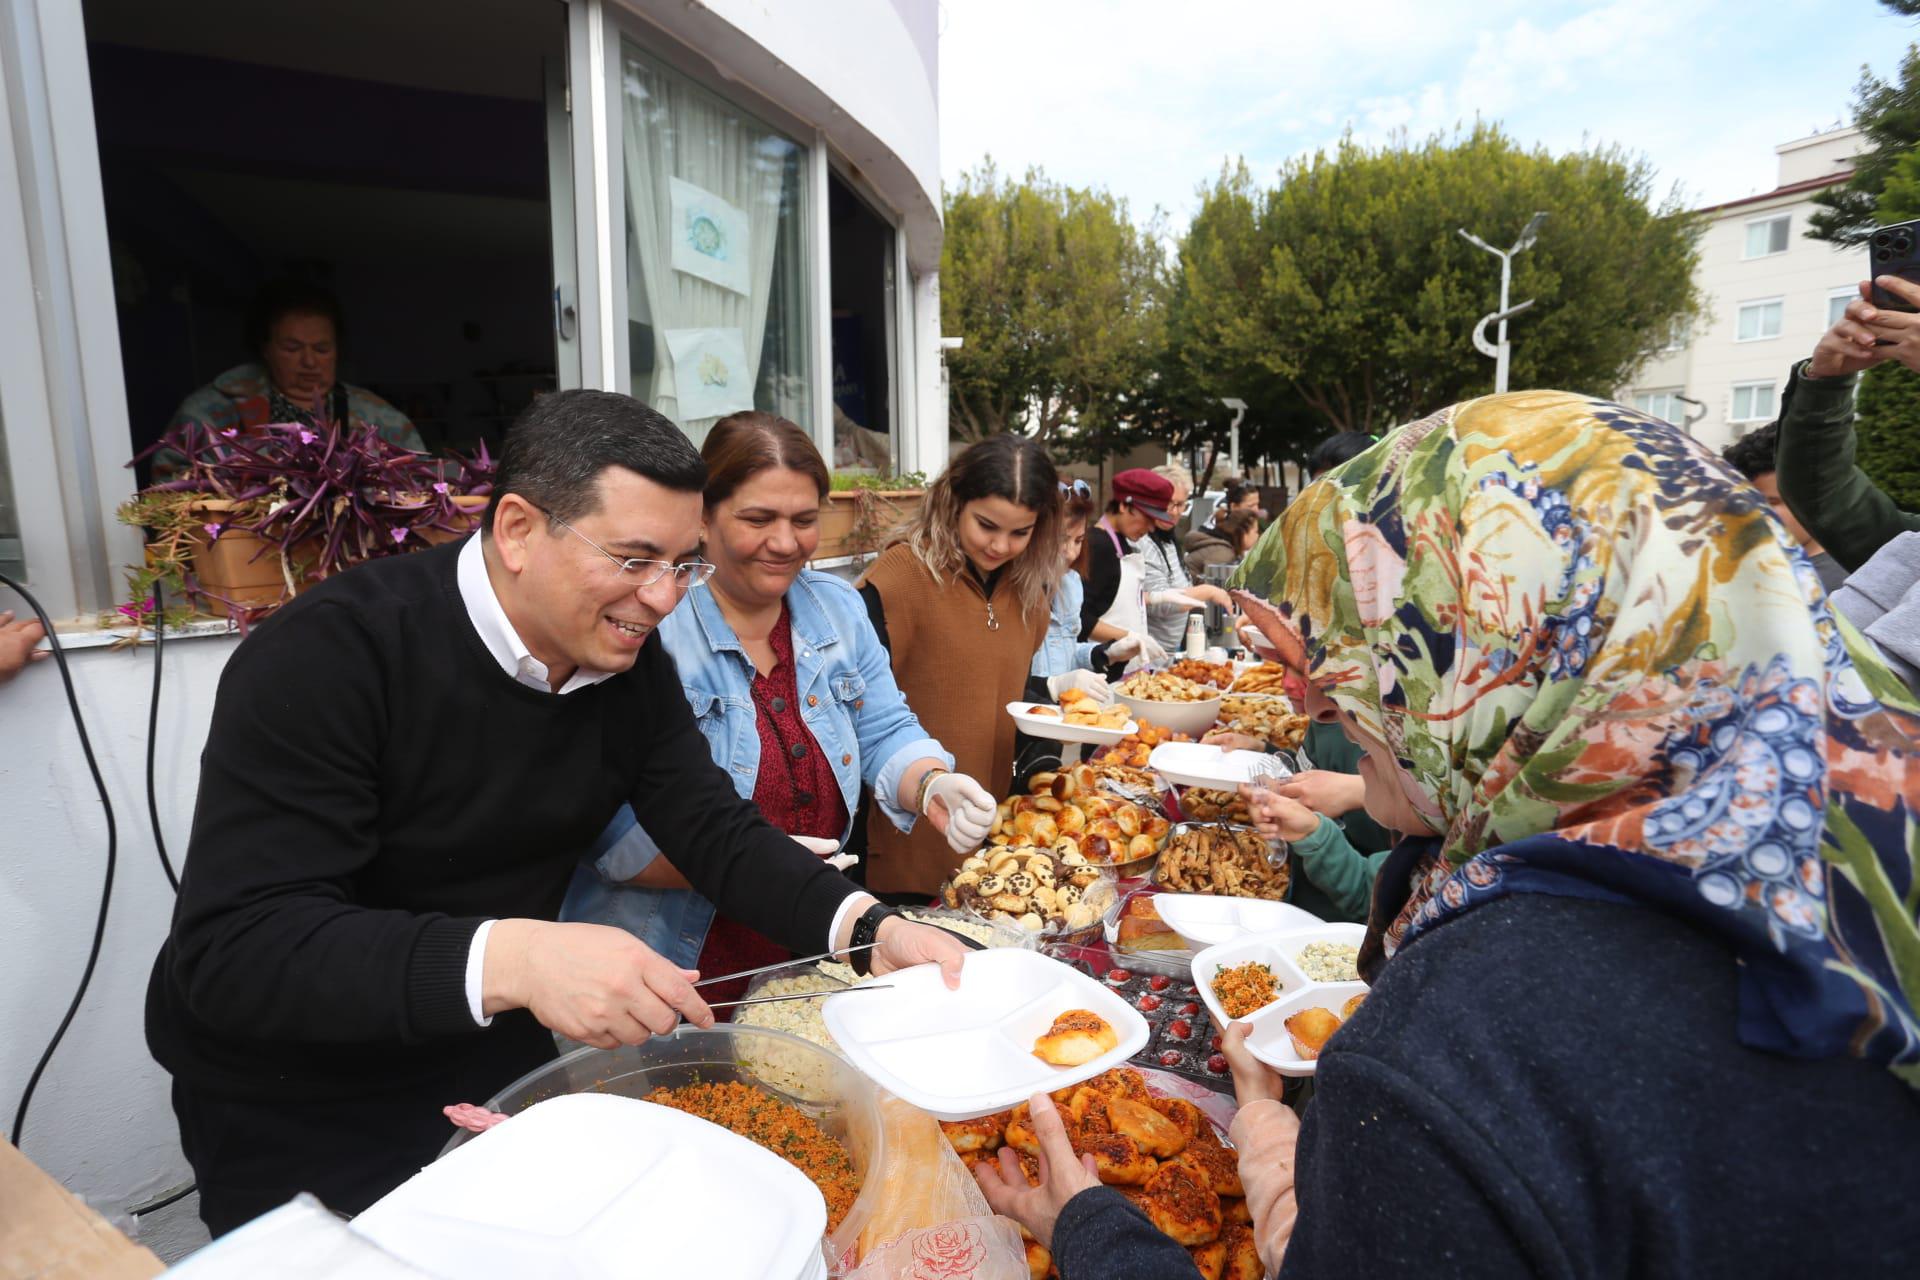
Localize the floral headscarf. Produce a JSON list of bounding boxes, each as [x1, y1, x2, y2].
[[1232, 392, 1920, 1082]]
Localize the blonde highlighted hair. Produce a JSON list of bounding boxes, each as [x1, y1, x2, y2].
[[886, 435, 1060, 620]]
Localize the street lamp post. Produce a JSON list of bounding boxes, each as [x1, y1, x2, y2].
[[1458, 212, 1547, 394], [1220, 397, 1247, 477]]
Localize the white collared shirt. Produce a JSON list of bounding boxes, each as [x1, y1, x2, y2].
[[456, 531, 617, 695]]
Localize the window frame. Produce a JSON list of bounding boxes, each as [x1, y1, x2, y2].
[[600, 13, 825, 440], [1734, 295, 1786, 343], [1630, 388, 1687, 425], [1742, 213, 1791, 260], [1729, 379, 1778, 424], [0, 0, 145, 624], [1828, 286, 1859, 330]]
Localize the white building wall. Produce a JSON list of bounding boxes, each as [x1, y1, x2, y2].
[[1622, 129, 1866, 452], [2, 631, 237, 1259]]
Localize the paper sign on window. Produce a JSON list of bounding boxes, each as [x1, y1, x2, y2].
[[668, 177, 751, 296], [664, 327, 754, 420]]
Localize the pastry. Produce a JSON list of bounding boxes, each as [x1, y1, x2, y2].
[[1033, 1009, 1119, 1066]]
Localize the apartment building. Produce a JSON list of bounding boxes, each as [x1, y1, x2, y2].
[[1621, 127, 1867, 450]]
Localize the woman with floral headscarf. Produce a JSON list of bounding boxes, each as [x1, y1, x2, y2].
[[979, 392, 1920, 1279]]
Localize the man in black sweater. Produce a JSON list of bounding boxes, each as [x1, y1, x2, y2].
[[146, 391, 967, 1234]]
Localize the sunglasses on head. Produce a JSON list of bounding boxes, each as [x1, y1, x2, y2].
[[1058, 478, 1092, 500]]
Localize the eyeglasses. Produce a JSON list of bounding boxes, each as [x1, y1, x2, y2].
[[1058, 479, 1092, 500], [540, 508, 716, 591]]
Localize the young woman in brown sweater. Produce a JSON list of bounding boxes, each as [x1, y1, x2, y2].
[[857, 435, 1061, 896]]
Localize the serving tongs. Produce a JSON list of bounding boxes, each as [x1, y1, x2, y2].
[[692, 941, 883, 991], [705, 984, 893, 1012]]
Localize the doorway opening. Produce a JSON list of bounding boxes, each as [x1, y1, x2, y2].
[[828, 171, 897, 475], [80, 0, 572, 483]]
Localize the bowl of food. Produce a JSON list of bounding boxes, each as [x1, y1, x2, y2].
[[939, 843, 1120, 946], [1192, 923, 1369, 1076], [1153, 821, 1290, 900], [440, 1023, 885, 1270], [1113, 670, 1224, 737], [988, 763, 1172, 872], [1004, 697, 1136, 747]]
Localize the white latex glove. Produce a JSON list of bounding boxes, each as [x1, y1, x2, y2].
[[1104, 630, 1169, 665], [924, 771, 997, 853], [1046, 669, 1114, 704], [1146, 589, 1206, 610]]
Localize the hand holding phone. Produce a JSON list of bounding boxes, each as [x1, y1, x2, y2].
[[1869, 220, 1920, 313]]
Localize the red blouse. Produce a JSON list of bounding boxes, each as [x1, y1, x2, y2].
[[748, 603, 848, 842]]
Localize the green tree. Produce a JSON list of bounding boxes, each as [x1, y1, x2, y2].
[[1809, 45, 1920, 244], [939, 163, 1167, 443], [1855, 361, 1920, 511], [1163, 124, 1702, 444]]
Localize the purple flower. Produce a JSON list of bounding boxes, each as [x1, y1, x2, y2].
[[432, 481, 449, 495], [220, 428, 239, 439], [299, 429, 318, 445], [390, 527, 410, 544], [203, 523, 225, 540]]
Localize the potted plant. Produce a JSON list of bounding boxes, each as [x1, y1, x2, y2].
[[815, 471, 926, 561], [118, 419, 494, 623]]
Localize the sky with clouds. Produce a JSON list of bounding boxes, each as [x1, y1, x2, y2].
[[938, 0, 1918, 233]]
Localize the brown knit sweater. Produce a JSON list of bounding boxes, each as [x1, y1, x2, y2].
[[858, 544, 1048, 895]]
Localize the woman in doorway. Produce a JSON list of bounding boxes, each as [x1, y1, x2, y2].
[[161, 279, 422, 477], [856, 434, 1061, 898], [561, 412, 990, 996]]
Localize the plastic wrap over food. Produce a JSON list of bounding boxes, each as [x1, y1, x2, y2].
[[844, 1094, 1028, 1280]]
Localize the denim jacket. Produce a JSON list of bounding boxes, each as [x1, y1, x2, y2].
[[1031, 570, 1100, 679], [560, 570, 950, 965]]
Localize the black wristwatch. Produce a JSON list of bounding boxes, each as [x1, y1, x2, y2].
[[848, 902, 899, 977]]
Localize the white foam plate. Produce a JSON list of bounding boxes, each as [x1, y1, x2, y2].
[[1192, 924, 1368, 1076], [822, 949, 1150, 1120], [1149, 741, 1289, 789], [1005, 700, 1137, 746], [1154, 893, 1323, 947], [354, 1093, 827, 1280]]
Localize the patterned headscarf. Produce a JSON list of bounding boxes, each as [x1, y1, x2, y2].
[[1231, 392, 1920, 1082]]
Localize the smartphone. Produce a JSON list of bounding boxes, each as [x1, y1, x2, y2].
[[1869, 218, 1920, 312]]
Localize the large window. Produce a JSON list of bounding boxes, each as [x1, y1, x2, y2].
[[1736, 298, 1784, 342], [620, 42, 811, 445], [1744, 214, 1790, 259], [1731, 380, 1777, 424], [1631, 389, 1688, 426]]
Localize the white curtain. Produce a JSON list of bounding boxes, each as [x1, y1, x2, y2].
[[620, 48, 808, 444]]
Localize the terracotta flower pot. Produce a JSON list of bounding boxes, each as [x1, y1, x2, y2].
[[417, 494, 491, 547], [813, 490, 923, 561], [182, 499, 318, 617]]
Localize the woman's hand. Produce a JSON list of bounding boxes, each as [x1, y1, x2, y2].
[[1202, 729, 1266, 753], [1222, 1021, 1288, 1108], [1273, 769, 1367, 819], [1241, 783, 1323, 843], [923, 771, 997, 853], [974, 1091, 1100, 1249]]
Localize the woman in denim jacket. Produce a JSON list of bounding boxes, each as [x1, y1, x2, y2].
[[561, 412, 993, 991]]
